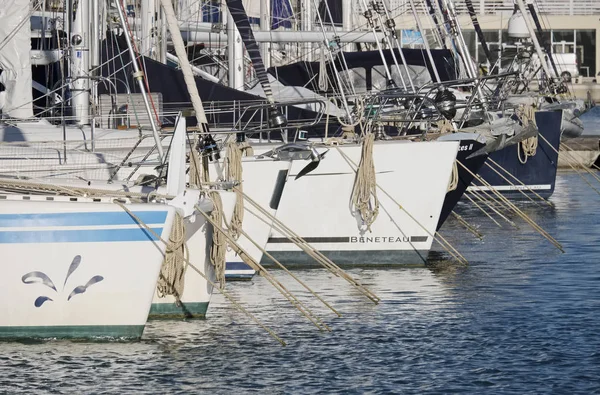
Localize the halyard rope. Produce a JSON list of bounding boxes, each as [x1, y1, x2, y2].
[[350, 132, 379, 231]]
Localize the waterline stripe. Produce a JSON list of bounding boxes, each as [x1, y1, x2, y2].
[[0, 211, 168, 228], [149, 302, 209, 319], [0, 325, 145, 340], [467, 184, 552, 192]]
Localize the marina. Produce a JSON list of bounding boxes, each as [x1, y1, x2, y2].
[[0, 170, 598, 392], [0, 0, 599, 392]]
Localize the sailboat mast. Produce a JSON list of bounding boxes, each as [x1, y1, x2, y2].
[[360, 0, 395, 87], [70, 0, 90, 125], [159, 0, 209, 127], [464, 0, 492, 67], [140, 0, 157, 58], [260, 0, 271, 68], [301, 0, 313, 61], [514, 0, 553, 88], [227, 10, 245, 90], [115, 0, 165, 161], [407, 0, 441, 83], [526, 2, 560, 79], [376, 0, 415, 92]]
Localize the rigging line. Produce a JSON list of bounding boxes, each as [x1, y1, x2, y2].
[[376, 0, 416, 92], [117, 0, 162, 127], [359, 0, 397, 88], [311, 0, 357, 94], [306, 0, 354, 120]]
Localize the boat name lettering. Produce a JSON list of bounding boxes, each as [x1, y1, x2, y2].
[[458, 143, 473, 151], [350, 236, 409, 243]]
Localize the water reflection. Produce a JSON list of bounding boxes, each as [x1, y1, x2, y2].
[[1, 172, 599, 393]]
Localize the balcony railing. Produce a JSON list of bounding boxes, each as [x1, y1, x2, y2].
[[389, 0, 600, 15]]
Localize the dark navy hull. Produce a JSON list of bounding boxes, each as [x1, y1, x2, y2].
[[468, 110, 562, 199], [437, 140, 487, 231]]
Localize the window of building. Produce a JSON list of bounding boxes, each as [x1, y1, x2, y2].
[[576, 29, 596, 76]]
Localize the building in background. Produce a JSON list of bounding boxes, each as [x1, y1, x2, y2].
[[391, 0, 599, 78]]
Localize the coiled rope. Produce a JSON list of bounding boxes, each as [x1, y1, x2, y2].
[[437, 119, 454, 134], [351, 132, 379, 231], [156, 212, 188, 301], [336, 98, 364, 129], [517, 104, 538, 164], [447, 160, 458, 192], [208, 190, 227, 288], [189, 144, 203, 188], [226, 141, 244, 240]]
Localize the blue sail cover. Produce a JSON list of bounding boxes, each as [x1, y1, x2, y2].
[[272, 0, 293, 29], [202, 0, 221, 23], [268, 48, 458, 92], [317, 0, 342, 26]]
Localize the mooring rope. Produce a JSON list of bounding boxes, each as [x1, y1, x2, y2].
[[156, 212, 188, 301], [437, 119, 454, 134], [226, 141, 244, 240], [517, 104, 538, 164], [188, 145, 203, 188], [447, 160, 458, 192], [518, 135, 538, 164], [208, 191, 227, 288], [113, 201, 287, 346], [336, 145, 469, 266], [351, 132, 379, 231]]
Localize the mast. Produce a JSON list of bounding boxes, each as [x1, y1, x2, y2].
[[159, 0, 209, 127], [115, 0, 165, 162], [370, 0, 408, 90], [465, 0, 492, 67], [70, 0, 90, 125], [140, 0, 157, 59], [227, 10, 245, 90], [407, 0, 441, 83], [260, 0, 271, 68], [424, 0, 446, 49], [440, 0, 477, 79], [342, 0, 352, 51], [513, 0, 553, 86], [526, 2, 560, 78], [301, 0, 313, 61], [360, 0, 395, 88]]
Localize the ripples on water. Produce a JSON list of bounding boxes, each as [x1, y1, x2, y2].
[[2, 173, 600, 394]]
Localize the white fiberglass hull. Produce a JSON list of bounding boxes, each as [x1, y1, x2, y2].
[[0, 194, 176, 340], [149, 190, 236, 318], [219, 157, 291, 280], [264, 140, 459, 266]]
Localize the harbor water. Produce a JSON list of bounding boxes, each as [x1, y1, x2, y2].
[[1, 129, 599, 394]]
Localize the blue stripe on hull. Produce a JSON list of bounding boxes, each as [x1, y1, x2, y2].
[[0, 211, 168, 228], [0, 227, 164, 243]]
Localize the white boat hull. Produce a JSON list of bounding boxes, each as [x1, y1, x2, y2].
[[0, 195, 176, 339], [220, 157, 291, 280], [149, 190, 236, 318], [264, 140, 459, 266]]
